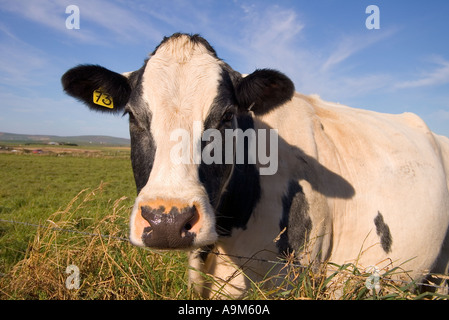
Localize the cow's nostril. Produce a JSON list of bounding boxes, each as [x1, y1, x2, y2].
[[184, 205, 200, 233], [139, 201, 201, 249]]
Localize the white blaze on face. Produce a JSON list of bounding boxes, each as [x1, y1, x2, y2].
[[129, 35, 222, 248]]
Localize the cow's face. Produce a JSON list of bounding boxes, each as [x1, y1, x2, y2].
[[62, 33, 294, 250]]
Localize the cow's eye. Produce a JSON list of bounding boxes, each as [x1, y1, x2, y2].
[[222, 111, 234, 122]]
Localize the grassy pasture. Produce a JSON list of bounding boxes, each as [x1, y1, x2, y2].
[[0, 148, 447, 300], [0, 148, 193, 299], [0, 150, 130, 270]]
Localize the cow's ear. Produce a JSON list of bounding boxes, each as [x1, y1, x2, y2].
[[235, 69, 294, 116], [61, 64, 131, 113]]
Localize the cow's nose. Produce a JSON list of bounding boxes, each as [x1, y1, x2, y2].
[[138, 201, 200, 249]]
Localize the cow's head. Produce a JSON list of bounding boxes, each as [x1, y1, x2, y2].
[[62, 33, 294, 250]]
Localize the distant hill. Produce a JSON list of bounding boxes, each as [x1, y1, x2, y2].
[[0, 132, 130, 146]]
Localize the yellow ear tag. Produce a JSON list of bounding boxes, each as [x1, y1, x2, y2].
[[93, 89, 114, 109]]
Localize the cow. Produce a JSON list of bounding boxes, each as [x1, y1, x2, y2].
[[62, 33, 449, 298]]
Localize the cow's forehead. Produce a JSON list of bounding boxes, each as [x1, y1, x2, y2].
[[140, 35, 224, 124]]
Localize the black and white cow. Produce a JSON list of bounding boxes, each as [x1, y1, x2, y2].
[[62, 33, 449, 297]]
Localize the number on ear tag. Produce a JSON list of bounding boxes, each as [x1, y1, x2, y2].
[[93, 89, 114, 109]]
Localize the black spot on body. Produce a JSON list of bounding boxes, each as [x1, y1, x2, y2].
[[278, 180, 312, 255], [374, 211, 393, 253]]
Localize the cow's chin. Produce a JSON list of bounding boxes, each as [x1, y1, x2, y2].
[[191, 229, 219, 249]]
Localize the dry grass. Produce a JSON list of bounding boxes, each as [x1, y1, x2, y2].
[[0, 186, 191, 300], [1, 185, 447, 300]]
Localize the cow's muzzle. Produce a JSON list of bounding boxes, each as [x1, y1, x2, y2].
[[133, 199, 201, 249]]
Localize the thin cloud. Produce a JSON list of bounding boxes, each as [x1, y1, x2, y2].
[[394, 56, 449, 89], [207, 4, 398, 101], [215, 4, 305, 74], [321, 27, 399, 73], [242, 5, 304, 53], [429, 109, 449, 121], [1, 0, 63, 31], [77, 0, 163, 43], [0, 0, 163, 44], [0, 29, 49, 86]]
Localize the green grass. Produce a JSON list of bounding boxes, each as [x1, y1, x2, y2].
[[0, 152, 135, 273], [0, 185, 191, 299], [0, 151, 194, 299], [0, 151, 447, 300]]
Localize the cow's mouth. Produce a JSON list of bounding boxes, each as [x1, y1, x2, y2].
[[139, 204, 199, 249], [129, 194, 219, 250]]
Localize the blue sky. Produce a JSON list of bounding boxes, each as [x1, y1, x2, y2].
[[1, 0, 449, 139]]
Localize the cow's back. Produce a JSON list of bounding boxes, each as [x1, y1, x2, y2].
[[263, 94, 449, 281]]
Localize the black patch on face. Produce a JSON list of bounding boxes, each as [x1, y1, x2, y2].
[[129, 121, 155, 194], [278, 180, 312, 255], [215, 115, 261, 236], [125, 60, 156, 194], [200, 113, 261, 236], [374, 212, 393, 253], [199, 69, 261, 236]]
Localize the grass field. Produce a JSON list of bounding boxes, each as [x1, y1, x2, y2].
[[0, 147, 447, 300], [0, 148, 134, 270], [0, 148, 193, 299]]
